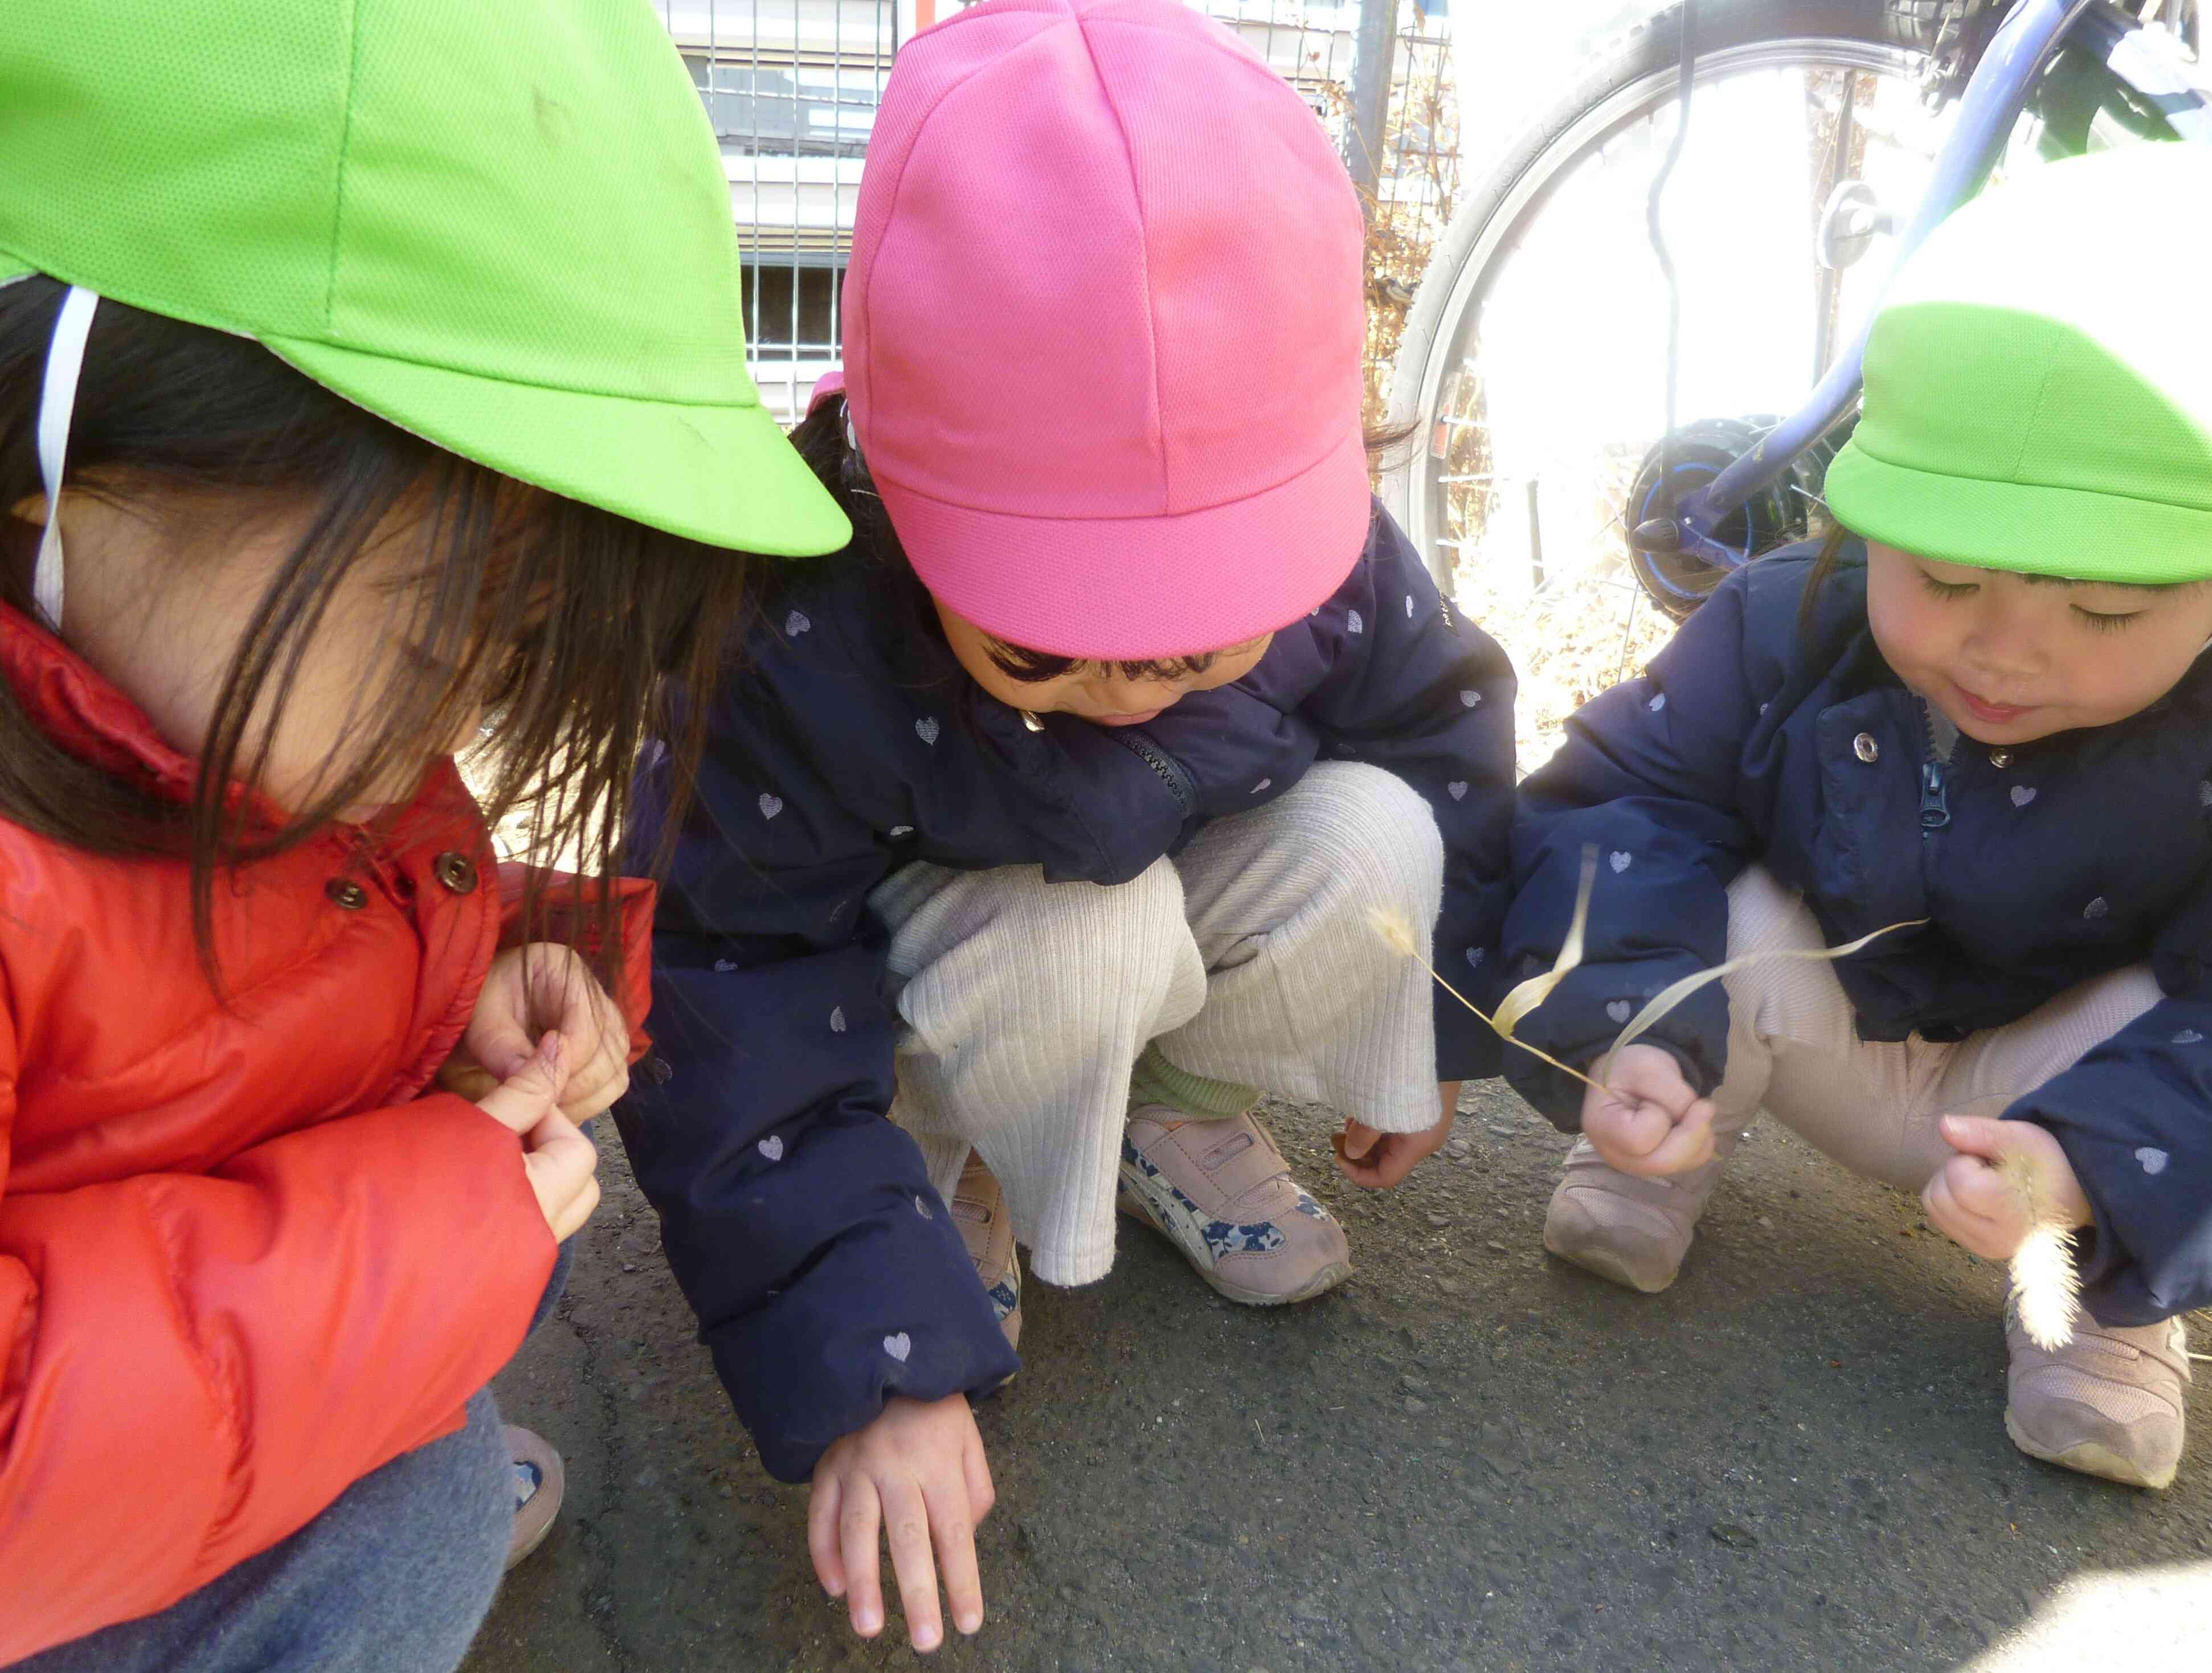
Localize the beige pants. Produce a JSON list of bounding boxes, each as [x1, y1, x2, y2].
[[1710, 868, 2162, 1189], [867, 763, 1445, 1286]]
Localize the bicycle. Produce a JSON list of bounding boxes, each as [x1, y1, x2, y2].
[[1382, 0, 2211, 620]]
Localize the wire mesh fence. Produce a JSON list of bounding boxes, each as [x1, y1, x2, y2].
[[652, 0, 1462, 425]]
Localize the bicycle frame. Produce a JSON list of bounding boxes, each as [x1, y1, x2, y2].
[[1647, 0, 2209, 579]]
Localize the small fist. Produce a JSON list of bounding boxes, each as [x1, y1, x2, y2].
[[1921, 1114, 2090, 1262], [1580, 1044, 1717, 1177]]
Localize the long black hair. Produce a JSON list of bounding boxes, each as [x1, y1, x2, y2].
[[0, 277, 757, 989]]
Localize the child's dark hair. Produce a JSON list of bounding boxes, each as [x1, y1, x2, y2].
[[790, 392, 1409, 680], [0, 279, 755, 985], [1796, 518, 1859, 643]]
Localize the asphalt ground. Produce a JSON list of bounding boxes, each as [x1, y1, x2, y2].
[[464, 1080, 2212, 1671]]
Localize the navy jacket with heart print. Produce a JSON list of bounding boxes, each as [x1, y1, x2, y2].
[[616, 504, 1516, 1481], [1501, 538, 2212, 1327]]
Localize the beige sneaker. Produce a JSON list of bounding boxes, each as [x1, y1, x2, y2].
[[952, 1151, 1021, 1350], [2004, 1306, 2191, 1490], [1117, 1105, 1351, 1305], [1541, 1136, 1727, 1294], [503, 1425, 565, 1571]]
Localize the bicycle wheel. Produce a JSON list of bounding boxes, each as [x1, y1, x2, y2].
[[1383, 0, 2193, 615]]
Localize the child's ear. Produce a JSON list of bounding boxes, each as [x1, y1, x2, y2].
[[7, 493, 48, 527]]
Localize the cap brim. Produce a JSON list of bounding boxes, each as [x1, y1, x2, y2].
[[877, 425, 1372, 659], [1825, 438, 2212, 583], [265, 334, 851, 559]]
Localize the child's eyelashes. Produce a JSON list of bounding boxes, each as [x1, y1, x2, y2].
[[2071, 605, 2143, 633], [1916, 571, 1978, 601]]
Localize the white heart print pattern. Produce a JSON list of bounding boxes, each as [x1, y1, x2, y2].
[[1459, 690, 1482, 708], [2199, 779, 2212, 809], [1464, 946, 1483, 970], [758, 792, 783, 820], [2083, 897, 2109, 920], [2136, 1147, 2169, 1176], [2010, 786, 2037, 808], [784, 610, 811, 637], [1404, 595, 1414, 619], [714, 958, 737, 972], [883, 1332, 912, 1363], [2174, 1029, 2204, 1045], [1347, 610, 1364, 636], [1609, 851, 1631, 874], [829, 1006, 847, 1033], [915, 716, 940, 746], [1606, 1000, 1633, 1023], [757, 1135, 784, 1163], [914, 1195, 933, 1220], [1647, 692, 1666, 713], [1448, 782, 1468, 801], [1251, 779, 1272, 795]]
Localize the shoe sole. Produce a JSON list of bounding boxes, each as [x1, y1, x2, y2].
[[1115, 1187, 1351, 1306], [1541, 1226, 1679, 1295], [2004, 1411, 2177, 1491]]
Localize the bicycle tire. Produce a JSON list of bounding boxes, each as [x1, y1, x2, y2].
[[1380, 0, 2199, 589]]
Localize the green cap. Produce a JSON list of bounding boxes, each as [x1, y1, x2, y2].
[[1825, 144, 2212, 583], [0, 0, 848, 558]]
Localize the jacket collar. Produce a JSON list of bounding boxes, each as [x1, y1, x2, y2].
[[0, 600, 285, 825]]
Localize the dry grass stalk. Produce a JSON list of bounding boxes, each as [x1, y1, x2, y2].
[[1372, 857, 1925, 1124], [1605, 918, 1926, 1061], [1365, 902, 1608, 1097], [1998, 1148, 2082, 1351]]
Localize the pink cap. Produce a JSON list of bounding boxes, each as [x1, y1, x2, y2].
[[842, 0, 1369, 661]]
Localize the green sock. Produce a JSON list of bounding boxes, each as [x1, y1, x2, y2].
[[1128, 1044, 1259, 1121]]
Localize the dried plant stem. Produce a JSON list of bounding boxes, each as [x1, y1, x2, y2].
[[1366, 905, 1609, 1097]]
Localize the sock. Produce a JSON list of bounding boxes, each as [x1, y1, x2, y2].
[[1129, 1043, 1258, 1123]]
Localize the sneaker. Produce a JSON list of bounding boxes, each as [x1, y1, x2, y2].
[[1117, 1105, 1350, 1305], [2004, 1306, 2191, 1490], [1541, 1136, 1726, 1294], [952, 1151, 1021, 1350], [503, 1425, 565, 1571]]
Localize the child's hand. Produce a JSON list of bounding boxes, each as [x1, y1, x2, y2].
[[473, 1033, 603, 1241], [809, 1393, 994, 1654], [439, 943, 631, 1123], [1334, 1082, 1461, 1188], [1581, 1044, 1716, 1177], [1921, 1114, 2092, 1260]]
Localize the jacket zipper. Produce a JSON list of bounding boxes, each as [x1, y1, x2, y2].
[[1917, 701, 1951, 837], [1106, 730, 1196, 819]]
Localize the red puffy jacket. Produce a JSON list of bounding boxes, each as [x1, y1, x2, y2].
[[0, 606, 651, 1662]]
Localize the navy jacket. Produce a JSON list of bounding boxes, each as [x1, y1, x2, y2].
[[619, 505, 1516, 1480], [1502, 540, 2212, 1326]]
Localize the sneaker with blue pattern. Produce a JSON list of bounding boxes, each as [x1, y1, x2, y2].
[[1118, 1104, 1350, 1304]]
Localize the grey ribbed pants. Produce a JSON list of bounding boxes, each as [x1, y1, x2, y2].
[[1704, 867, 2163, 1189], [867, 763, 1445, 1287]]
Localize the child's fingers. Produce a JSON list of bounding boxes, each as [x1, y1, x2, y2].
[[808, 1474, 848, 1599], [923, 1477, 986, 1638], [1339, 1118, 1379, 1161], [473, 1034, 568, 1135], [963, 1426, 996, 1522], [1942, 1151, 2013, 1221], [1641, 1098, 1718, 1176], [522, 1109, 602, 1241], [1938, 1112, 2008, 1160], [1922, 1167, 2008, 1259], [836, 1477, 886, 1638], [1585, 1094, 1672, 1165], [878, 1475, 945, 1652]]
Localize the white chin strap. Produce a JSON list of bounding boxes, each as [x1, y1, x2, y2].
[[31, 286, 101, 635]]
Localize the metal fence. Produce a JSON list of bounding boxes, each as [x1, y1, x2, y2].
[[652, 0, 1459, 424]]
